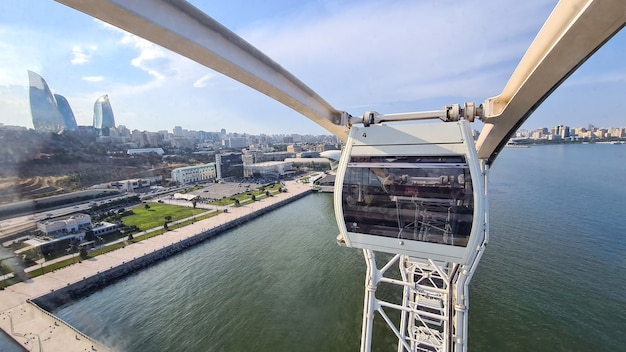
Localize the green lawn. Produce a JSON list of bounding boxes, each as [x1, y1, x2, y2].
[[123, 202, 206, 230]]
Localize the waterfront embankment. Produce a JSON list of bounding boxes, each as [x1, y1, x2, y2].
[[0, 180, 312, 352]]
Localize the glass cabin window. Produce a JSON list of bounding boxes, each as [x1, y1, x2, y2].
[[342, 156, 473, 247]]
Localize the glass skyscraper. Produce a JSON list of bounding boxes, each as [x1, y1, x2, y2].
[[28, 71, 63, 132], [93, 94, 116, 136], [28, 70, 78, 132], [54, 94, 78, 131]]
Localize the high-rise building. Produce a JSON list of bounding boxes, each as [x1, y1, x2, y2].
[[229, 136, 248, 149], [53, 94, 78, 131], [215, 153, 243, 180], [28, 70, 64, 132], [559, 125, 570, 139], [28, 71, 78, 132], [93, 94, 116, 136]]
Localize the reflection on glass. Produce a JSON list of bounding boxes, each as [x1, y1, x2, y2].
[[342, 156, 473, 247]]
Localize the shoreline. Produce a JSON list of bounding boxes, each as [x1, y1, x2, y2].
[[0, 180, 313, 351]]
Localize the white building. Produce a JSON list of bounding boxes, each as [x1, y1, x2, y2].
[[92, 222, 118, 237], [171, 163, 217, 184], [112, 178, 151, 192], [223, 136, 248, 149], [243, 161, 292, 178], [127, 148, 165, 155], [37, 214, 92, 238]]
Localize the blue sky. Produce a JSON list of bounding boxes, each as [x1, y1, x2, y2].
[[1, 0, 625, 135]]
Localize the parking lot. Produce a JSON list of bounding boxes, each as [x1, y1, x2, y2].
[[188, 181, 268, 201]]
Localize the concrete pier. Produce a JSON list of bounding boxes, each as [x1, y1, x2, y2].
[[0, 181, 313, 351]]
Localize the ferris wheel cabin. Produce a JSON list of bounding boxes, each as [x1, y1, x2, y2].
[[334, 120, 486, 264]]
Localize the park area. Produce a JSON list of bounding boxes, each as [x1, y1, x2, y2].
[[123, 202, 207, 231]]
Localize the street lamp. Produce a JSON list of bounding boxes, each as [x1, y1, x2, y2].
[[67, 244, 77, 263]]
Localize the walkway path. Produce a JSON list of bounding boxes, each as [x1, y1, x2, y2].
[[0, 180, 312, 351]]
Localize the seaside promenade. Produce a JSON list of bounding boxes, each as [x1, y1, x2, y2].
[[0, 180, 313, 351]]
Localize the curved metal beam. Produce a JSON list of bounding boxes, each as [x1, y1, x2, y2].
[[56, 0, 350, 140], [476, 0, 626, 164]]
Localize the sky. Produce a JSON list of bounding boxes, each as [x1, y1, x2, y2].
[[0, 0, 625, 136]]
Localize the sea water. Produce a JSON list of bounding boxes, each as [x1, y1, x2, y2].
[[53, 144, 626, 351]]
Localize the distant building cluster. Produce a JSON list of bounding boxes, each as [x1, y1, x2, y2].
[[167, 145, 339, 185], [514, 124, 626, 141], [28, 70, 115, 135]]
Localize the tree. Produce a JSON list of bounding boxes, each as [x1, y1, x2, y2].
[[164, 215, 172, 222], [144, 203, 150, 210], [251, 194, 256, 201], [192, 200, 197, 208], [163, 222, 169, 231], [128, 233, 134, 241], [79, 246, 88, 259], [84, 229, 95, 242]]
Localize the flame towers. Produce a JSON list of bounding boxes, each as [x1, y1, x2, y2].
[[93, 94, 116, 136], [28, 70, 77, 132], [54, 94, 78, 131], [28, 71, 118, 134]]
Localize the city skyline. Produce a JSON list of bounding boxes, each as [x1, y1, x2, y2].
[[2, 1, 626, 135], [2, 119, 624, 140]]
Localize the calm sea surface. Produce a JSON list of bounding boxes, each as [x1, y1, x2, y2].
[[52, 144, 626, 351]]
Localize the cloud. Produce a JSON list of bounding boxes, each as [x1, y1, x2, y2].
[[193, 73, 215, 88], [71, 46, 92, 65], [82, 76, 104, 82], [96, 19, 171, 80], [119, 32, 167, 79], [240, 0, 556, 110]]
